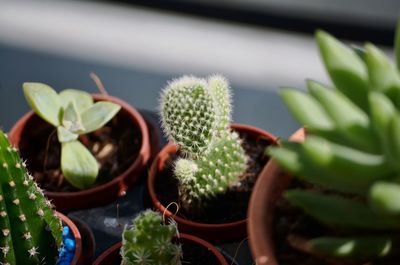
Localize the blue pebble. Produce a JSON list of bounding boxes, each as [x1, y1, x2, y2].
[[57, 225, 76, 265]]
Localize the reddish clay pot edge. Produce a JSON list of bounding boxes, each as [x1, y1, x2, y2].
[[9, 94, 151, 212], [247, 128, 305, 265], [92, 233, 228, 265], [56, 211, 83, 265], [148, 123, 278, 243]]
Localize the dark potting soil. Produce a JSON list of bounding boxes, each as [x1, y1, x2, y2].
[[274, 178, 400, 265], [155, 131, 274, 224], [180, 240, 224, 265], [18, 111, 141, 192]]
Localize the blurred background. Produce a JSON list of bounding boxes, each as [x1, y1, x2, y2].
[[0, 0, 399, 137]]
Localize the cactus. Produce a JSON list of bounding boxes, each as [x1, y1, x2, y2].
[[120, 210, 182, 265], [268, 22, 400, 262], [160, 75, 248, 210], [0, 130, 63, 265], [23, 84, 121, 189]]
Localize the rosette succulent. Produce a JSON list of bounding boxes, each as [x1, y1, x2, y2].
[[23, 83, 121, 189], [268, 22, 400, 262]]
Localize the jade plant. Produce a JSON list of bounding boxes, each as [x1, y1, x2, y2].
[[120, 210, 182, 265], [23, 83, 121, 189], [0, 130, 63, 264], [160, 75, 248, 211], [268, 22, 400, 262]]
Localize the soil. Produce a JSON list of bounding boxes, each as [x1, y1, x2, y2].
[[273, 178, 400, 265], [154, 131, 274, 224], [180, 239, 224, 264], [18, 110, 141, 192]]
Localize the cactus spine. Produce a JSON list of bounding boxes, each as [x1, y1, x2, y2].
[[268, 25, 400, 262], [120, 210, 182, 265], [0, 130, 62, 265], [160, 75, 248, 210]]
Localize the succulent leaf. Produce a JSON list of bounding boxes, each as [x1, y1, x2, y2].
[[61, 141, 98, 189], [120, 210, 182, 265], [62, 101, 84, 133], [309, 236, 398, 260], [369, 181, 400, 215], [280, 88, 333, 130], [80, 101, 121, 133], [0, 131, 62, 265], [316, 30, 369, 111], [59, 88, 94, 113], [57, 126, 79, 143], [285, 191, 400, 230], [23, 82, 61, 127]]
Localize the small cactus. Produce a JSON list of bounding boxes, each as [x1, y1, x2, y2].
[[0, 130, 62, 265], [120, 210, 182, 265], [160, 75, 248, 210]]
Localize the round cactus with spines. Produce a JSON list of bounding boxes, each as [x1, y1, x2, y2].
[[160, 75, 248, 210], [120, 210, 182, 265], [0, 130, 62, 265], [268, 22, 400, 262]]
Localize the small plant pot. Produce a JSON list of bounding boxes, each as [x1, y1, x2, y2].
[[9, 94, 152, 212], [247, 128, 305, 265], [57, 211, 85, 265], [148, 124, 278, 243], [92, 233, 229, 265]]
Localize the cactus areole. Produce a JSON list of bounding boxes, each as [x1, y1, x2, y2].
[[0, 130, 63, 265]]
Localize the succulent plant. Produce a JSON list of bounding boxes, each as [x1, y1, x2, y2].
[[0, 130, 63, 265], [23, 83, 121, 189], [268, 22, 400, 262], [120, 210, 182, 265], [160, 75, 248, 210]]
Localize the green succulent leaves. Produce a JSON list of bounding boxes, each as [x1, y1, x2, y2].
[[269, 22, 400, 262], [23, 84, 121, 189]]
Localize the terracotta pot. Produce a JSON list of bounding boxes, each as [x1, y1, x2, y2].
[[92, 233, 228, 265], [9, 94, 151, 212], [56, 212, 85, 265], [247, 128, 305, 265], [148, 124, 278, 243]]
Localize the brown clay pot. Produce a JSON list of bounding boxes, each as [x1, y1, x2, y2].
[[247, 128, 305, 265], [9, 94, 151, 212], [56, 211, 85, 265], [148, 124, 278, 243], [92, 233, 229, 265]]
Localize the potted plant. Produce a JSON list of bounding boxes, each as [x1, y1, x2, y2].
[[0, 130, 85, 264], [9, 83, 151, 212], [93, 209, 228, 265], [148, 75, 277, 242], [248, 22, 400, 264]]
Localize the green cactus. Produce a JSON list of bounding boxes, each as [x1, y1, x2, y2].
[[268, 22, 400, 262], [0, 130, 62, 265], [23, 84, 121, 189], [120, 210, 182, 265], [160, 75, 248, 210]]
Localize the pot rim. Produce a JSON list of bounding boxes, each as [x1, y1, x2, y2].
[[247, 128, 305, 265], [92, 233, 229, 265]]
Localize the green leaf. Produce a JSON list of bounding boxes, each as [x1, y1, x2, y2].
[[369, 181, 400, 215], [316, 30, 369, 111], [62, 102, 84, 133], [280, 88, 333, 130], [285, 190, 400, 230], [57, 126, 78, 143], [23, 82, 61, 126], [386, 115, 400, 169], [396, 19, 400, 69], [81, 101, 121, 133], [310, 236, 397, 260], [61, 141, 98, 189], [365, 43, 400, 106], [59, 89, 93, 113], [308, 80, 379, 153]]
